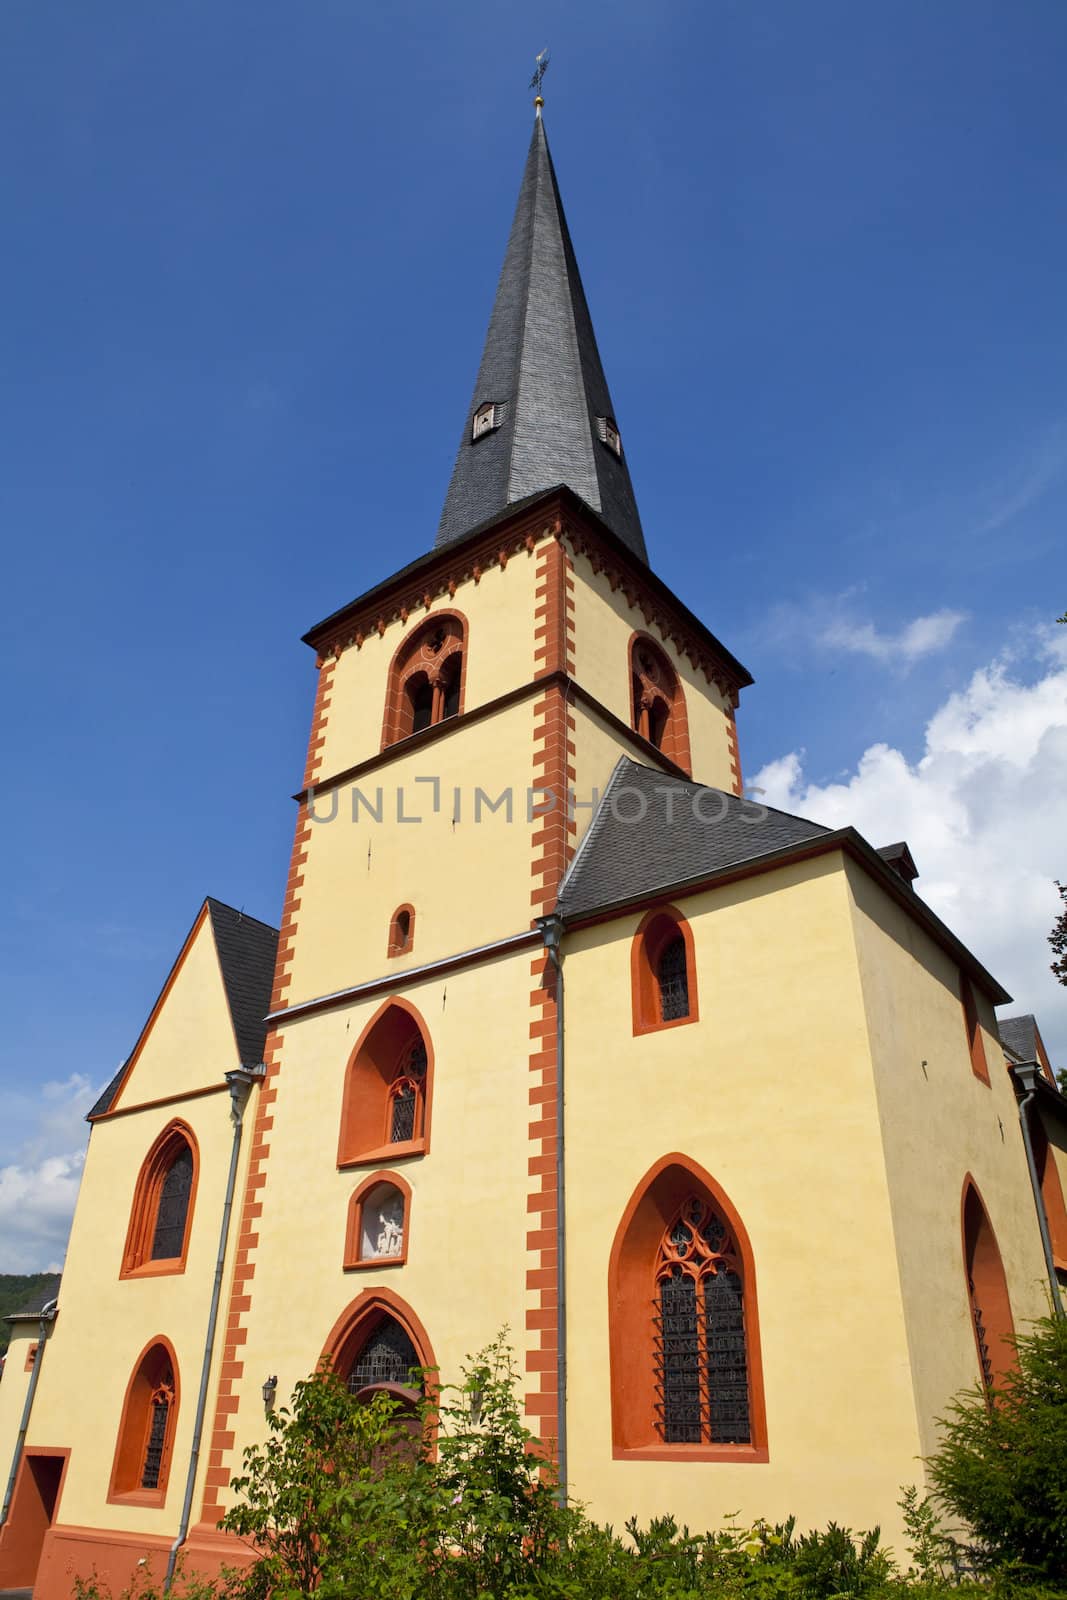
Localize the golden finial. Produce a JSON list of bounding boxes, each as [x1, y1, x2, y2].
[[530, 48, 549, 115]]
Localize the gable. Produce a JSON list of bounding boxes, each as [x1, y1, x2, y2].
[[103, 908, 243, 1113]]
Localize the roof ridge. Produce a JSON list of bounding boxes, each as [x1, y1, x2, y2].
[[204, 896, 279, 936]]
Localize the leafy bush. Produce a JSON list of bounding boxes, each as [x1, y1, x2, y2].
[[926, 1316, 1067, 1583], [71, 1327, 1067, 1599]]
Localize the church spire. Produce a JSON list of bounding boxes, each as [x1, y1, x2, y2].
[[435, 114, 648, 563]]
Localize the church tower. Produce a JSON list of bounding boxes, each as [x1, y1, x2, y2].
[[2, 96, 1062, 1600], [194, 103, 753, 1520]]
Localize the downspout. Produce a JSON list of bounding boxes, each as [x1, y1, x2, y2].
[[164, 1063, 264, 1592], [536, 913, 567, 1505], [1014, 1062, 1066, 1321], [0, 1298, 59, 1527]]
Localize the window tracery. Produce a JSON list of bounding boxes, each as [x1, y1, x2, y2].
[[656, 1198, 751, 1445], [383, 614, 467, 747]]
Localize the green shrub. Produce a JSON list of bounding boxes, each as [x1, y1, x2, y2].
[[926, 1316, 1067, 1583]]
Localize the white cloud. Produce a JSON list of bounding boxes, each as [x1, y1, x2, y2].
[[0, 1075, 103, 1272], [758, 590, 967, 671], [0, 1152, 86, 1274], [751, 629, 1067, 1062], [822, 608, 967, 666]]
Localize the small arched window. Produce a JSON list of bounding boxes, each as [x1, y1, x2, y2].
[[383, 614, 467, 748], [338, 1000, 434, 1167], [108, 1339, 180, 1505], [608, 1156, 767, 1459], [121, 1123, 199, 1278], [629, 634, 691, 773], [387, 904, 415, 959], [631, 907, 699, 1034], [345, 1172, 411, 1270], [962, 1178, 1015, 1389]]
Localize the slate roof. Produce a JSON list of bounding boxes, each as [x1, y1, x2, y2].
[[5, 1275, 61, 1322], [555, 758, 1012, 1006], [999, 1014, 1041, 1064], [556, 759, 828, 921], [88, 899, 278, 1119], [206, 899, 280, 1069], [436, 114, 647, 563]]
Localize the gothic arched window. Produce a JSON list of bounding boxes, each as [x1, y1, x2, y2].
[[388, 1039, 427, 1145], [338, 1000, 434, 1167], [108, 1339, 180, 1505], [656, 1198, 750, 1445], [631, 908, 698, 1034], [383, 614, 467, 748], [346, 1317, 420, 1395], [962, 1177, 1015, 1390], [608, 1156, 767, 1459], [121, 1123, 199, 1278], [628, 633, 691, 773]]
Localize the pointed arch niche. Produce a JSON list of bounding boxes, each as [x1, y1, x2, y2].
[[961, 1176, 1015, 1389], [120, 1120, 199, 1279], [107, 1337, 180, 1506], [381, 612, 468, 749], [629, 632, 691, 774], [631, 906, 699, 1035], [345, 1170, 412, 1270], [322, 1288, 436, 1442], [608, 1155, 767, 1461], [338, 999, 434, 1168]]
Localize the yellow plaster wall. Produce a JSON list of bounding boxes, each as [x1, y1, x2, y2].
[[561, 854, 923, 1538], [315, 545, 546, 783], [0, 1328, 38, 1474], [846, 862, 1050, 1465], [286, 700, 541, 1002], [567, 546, 737, 791], [110, 916, 240, 1111], [20, 1086, 256, 1535], [218, 948, 536, 1498], [568, 700, 671, 852]]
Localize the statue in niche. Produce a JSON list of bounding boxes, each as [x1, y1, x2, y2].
[[362, 1188, 405, 1259]]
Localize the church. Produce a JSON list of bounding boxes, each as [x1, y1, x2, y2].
[[2, 98, 1065, 1600]]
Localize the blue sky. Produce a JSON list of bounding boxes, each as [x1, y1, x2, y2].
[[1, 1, 1065, 1268]]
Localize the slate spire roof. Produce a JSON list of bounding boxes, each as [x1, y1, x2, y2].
[[436, 113, 648, 563]]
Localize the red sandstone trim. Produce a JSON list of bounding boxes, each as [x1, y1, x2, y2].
[[524, 537, 575, 1456], [726, 709, 743, 798], [199, 656, 337, 1525]]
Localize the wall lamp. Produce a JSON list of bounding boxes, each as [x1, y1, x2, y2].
[[262, 1375, 278, 1411]]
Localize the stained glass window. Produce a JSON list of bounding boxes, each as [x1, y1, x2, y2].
[[141, 1374, 174, 1489], [347, 1319, 419, 1393], [654, 1198, 751, 1446], [657, 936, 689, 1022], [388, 1038, 427, 1144], [151, 1146, 193, 1260]]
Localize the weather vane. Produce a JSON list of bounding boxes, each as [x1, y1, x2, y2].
[[530, 48, 549, 111]]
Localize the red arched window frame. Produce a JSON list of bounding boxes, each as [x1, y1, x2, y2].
[[107, 1337, 180, 1507], [344, 1170, 413, 1271], [387, 904, 416, 959], [1032, 1121, 1067, 1275], [961, 1175, 1015, 1390], [960, 976, 991, 1086], [631, 906, 699, 1035], [381, 612, 468, 749], [119, 1121, 200, 1279], [338, 999, 434, 1168], [628, 633, 692, 774], [608, 1154, 768, 1462], [322, 1288, 437, 1444]]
